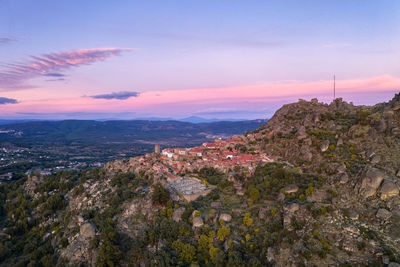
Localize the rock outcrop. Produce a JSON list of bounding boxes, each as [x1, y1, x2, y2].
[[379, 180, 399, 199], [358, 168, 386, 198]]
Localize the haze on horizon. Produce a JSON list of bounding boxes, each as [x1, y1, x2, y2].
[[0, 0, 399, 120]]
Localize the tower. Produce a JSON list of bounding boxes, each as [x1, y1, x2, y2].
[[154, 144, 160, 154]]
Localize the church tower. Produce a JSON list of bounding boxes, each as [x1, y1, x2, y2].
[[154, 144, 160, 154]]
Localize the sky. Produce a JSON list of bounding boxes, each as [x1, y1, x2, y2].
[[0, 0, 400, 120]]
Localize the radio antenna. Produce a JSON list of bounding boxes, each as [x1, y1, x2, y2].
[[333, 74, 336, 99]]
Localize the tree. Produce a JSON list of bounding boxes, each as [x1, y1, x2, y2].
[[151, 183, 170, 205], [172, 240, 196, 264], [248, 187, 260, 202], [217, 225, 231, 241], [243, 212, 253, 227]]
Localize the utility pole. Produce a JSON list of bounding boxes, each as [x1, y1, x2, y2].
[[333, 74, 336, 100]]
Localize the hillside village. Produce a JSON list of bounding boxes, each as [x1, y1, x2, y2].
[[107, 134, 273, 200]]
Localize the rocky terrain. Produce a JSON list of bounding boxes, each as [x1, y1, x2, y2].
[[1, 94, 400, 266]]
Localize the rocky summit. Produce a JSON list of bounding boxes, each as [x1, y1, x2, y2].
[[1, 94, 400, 266]]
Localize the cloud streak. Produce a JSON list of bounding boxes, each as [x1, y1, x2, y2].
[[90, 91, 140, 100], [0, 47, 131, 90], [0, 37, 17, 44], [42, 73, 66, 77], [0, 97, 18, 104]]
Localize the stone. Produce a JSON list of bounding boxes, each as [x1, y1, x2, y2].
[[277, 192, 285, 201], [283, 214, 292, 228], [219, 213, 232, 222], [389, 262, 400, 267], [379, 180, 399, 200], [172, 207, 185, 222], [283, 203, 299, 213], [348, 209, 359, 220], [359, 168, 386, 198], [283, 184, 299, 194], [339, 173, 349, 184], [192, 216, 204, 228], [320, 140, 330, 152], [80, 223, 96, 239], [376, 208, 392, 221], [336, 138, 343, 146], [337, 164, 346, 174]]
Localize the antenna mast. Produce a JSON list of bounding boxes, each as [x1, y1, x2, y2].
[[333, 74, 336, 100]]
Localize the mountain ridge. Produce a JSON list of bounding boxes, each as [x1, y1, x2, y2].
[[1, 95, 400, 266]]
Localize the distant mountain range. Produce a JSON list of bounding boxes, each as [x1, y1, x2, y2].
[[0, 116, 247, 125], [0, 119, 268, 146]]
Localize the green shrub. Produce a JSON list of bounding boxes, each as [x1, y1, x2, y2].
[[151, 183, 170, 206], [198, 167, 224, 185]]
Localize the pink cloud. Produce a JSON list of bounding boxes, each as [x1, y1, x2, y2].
[[0, 48, 131, 90], [1, 75, 399, 119]]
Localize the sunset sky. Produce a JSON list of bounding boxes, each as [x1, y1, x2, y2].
[[1, 0, 400, 120]]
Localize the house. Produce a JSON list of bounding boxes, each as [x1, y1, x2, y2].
[[189, 148, 203, 157], [162, 149, 174, 158], [202, 142, 216, 149]]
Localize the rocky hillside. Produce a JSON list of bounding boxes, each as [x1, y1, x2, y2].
[[1, 95, 400, 266]]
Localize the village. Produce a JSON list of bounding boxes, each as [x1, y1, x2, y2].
[[123, 133, 273, 200]]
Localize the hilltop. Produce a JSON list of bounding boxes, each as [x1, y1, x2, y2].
[[1, 95, 400, 266]]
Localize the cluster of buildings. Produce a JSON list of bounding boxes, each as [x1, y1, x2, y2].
[[119, 134, 270, 200], [128, 134, 272, 180]]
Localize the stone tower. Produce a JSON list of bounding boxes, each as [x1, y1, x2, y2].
[[154, 144, 160, 154]]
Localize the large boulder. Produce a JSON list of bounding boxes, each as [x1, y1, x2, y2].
[[359, 168, 386, 198], [192, 216, 204, 228], [80, 223, 96, 239], [379, 180, 399, 200], [320, 140, 330, 152], [219, 213, 232, 222], [283, 184, 299, 194]]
